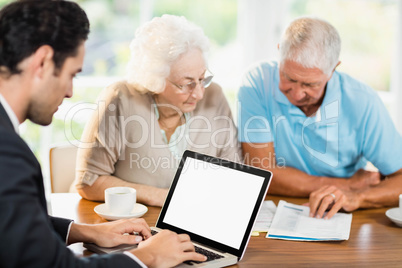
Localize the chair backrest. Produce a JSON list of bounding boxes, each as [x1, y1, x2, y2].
[[49, 143, 78, 193]]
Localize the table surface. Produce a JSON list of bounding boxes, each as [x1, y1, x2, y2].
[[51, 193, 402, 267]]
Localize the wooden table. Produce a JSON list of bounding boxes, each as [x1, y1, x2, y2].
[[51, 193, 402, 267]]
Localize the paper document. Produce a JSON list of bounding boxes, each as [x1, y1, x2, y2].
[[252, 200, 277, 232], [267, 200, 352, 241]]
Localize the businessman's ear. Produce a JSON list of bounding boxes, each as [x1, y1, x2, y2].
[[30, 45, 54, 80]]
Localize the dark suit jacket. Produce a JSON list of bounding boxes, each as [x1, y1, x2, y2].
[[0, 103, 141, 267]]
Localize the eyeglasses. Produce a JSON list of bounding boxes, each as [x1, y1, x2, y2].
[[167, 73, 214, 94]]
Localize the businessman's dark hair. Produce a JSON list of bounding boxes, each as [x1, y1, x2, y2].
[[0, 0, 90, 76]]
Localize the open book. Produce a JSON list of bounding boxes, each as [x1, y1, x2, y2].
[[266, 200, 352, 241]]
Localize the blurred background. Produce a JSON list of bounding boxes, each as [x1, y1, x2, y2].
[[1, 0, 400, 188]]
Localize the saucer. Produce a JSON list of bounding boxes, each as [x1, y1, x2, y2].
[[94, 203, 148, 221], [385, 208, 402, 227]]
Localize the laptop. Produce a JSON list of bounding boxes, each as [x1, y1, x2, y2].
[[85, 150, 272, 267]]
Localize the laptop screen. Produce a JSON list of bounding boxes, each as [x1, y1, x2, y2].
[[157, 150, 271, 257]]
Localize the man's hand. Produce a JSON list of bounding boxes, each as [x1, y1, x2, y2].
[[347, 169, 381, 191], [133, 230, 207, 268], [308, 185, 360, 220], [68, 218, 152, 247]]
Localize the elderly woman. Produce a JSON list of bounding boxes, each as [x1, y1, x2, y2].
[[73, 15, 241, 207]]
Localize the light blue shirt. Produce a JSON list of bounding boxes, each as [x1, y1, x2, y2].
[[238, 61, 402, 177]]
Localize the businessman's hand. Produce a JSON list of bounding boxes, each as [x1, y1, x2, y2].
[[133, 230, 207, 268], [68, 218, 152, 247]]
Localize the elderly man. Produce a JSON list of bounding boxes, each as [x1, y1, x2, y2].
[[0, 1, 205, 267], [238, 17, 402, 219]]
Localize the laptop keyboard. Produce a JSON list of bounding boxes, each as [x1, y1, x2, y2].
[[188, 245, 224, 264], [151, 230, 224, 265]]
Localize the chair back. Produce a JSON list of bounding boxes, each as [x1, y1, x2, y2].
[[49, 143, 78, 193]]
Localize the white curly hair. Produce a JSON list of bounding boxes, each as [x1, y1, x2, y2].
[[126, 14, 210, 93]]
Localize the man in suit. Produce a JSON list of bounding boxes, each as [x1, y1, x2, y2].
[[0, 1, 206, 267]]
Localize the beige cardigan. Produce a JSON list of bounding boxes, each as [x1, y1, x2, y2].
[[73, 81, 242, 190]]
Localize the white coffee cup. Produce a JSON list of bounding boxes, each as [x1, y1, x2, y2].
[[105, 187, 136, 215], [399, 194, 402, 216]]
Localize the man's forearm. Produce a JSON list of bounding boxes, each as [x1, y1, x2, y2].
[[241, 142, 351, 196], [267, 166, 349, 196]]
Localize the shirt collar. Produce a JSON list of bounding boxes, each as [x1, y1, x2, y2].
[[321, 71, 341, 106], [0, 93, 20, 134]]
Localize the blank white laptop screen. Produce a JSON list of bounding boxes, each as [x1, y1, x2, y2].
[[163, 157, 265, 249]]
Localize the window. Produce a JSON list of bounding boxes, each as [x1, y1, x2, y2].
[[288, 0, 398, 93], [1, 0, 398, 189]]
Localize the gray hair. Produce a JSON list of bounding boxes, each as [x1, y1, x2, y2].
[[126, 14, 210, 93], [279, 17, 341, 76]]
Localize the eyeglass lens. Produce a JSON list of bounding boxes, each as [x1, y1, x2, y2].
[[186, 75, 213, 92]]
